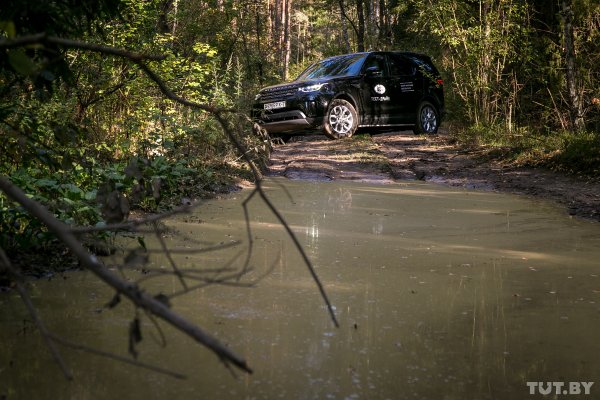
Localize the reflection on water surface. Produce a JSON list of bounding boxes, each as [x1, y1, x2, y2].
[[1, 179, 600, 399]]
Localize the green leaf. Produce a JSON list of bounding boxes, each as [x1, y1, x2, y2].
[[84, 190, 97, 201], [61, 183, 83, 194], [8, 49, 38, 77], [0, 20, 16, 38], [35, 179, 58, 188], [137, 236, 147, 251]]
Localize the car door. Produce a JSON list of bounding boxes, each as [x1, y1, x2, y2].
[[358, 53, 393, 126], [386, 53, 420, 124]]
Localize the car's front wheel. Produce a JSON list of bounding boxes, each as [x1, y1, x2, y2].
[[323, 99, 358, 139], [413, 101, 440, 135]]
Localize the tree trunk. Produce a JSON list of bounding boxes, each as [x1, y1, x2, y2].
[[256, 4, 264, 83], [339, 0, 359, 52], [340, 2, 352, 52], [561, 0, 585, 131], [282, 0, 292, 80], [356, 0, 365, 52], [378, 0, 387, 47], [171, 0, 179, 36], [158, 0, 173, 34]]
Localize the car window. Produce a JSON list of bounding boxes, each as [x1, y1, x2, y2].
[[295, 54, 368, 81], [405, 55, 437, 75], [388, 54, 415, 76], [361, 54, 387, 76]]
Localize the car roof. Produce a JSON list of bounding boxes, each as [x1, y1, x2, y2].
[[320, 51, 431, 61]]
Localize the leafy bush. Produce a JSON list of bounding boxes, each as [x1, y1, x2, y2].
[[551, 132, 600, 176], [455, 124, 600, 177]]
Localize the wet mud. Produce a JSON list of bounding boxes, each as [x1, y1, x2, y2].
[[267, 130, 600, 221]]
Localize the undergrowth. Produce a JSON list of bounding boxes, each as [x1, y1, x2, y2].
[[454, 124, 600, 178]]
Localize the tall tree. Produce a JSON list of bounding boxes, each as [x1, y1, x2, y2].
[[356, 0, 366, 51], [283, 0, 293, 79], [561, 0, 584, 131]]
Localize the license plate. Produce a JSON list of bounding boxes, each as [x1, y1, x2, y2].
[[264, 101, 285, 110]]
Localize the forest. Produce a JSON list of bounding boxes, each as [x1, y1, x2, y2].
[[1, 0, 599, 287], [0, 0, 599, 385]]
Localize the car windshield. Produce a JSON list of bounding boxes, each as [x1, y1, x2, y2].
[[295, 54, 367, 81]]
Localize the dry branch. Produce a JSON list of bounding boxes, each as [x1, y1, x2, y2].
[[0, 34, 165, 61], [0, 176, 253, 374], [0, 34, 340, 380]]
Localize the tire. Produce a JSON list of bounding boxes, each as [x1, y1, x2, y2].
[[323, 99, 358, 139], [413, 101, 440, 135]]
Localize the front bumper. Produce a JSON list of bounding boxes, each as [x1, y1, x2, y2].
[[256, 110, 322, 134], [252, 95, 330, 134]]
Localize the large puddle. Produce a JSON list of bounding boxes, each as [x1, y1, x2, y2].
[[2, 179, 600, 399]]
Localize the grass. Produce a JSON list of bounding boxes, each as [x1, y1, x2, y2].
[[348, 134, 392, 171]]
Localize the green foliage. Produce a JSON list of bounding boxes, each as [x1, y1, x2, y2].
[[456, 124, 600, 176], [1, 166, 102, 258], [409, 0, 531, 127], [551, 131, 600, 175]]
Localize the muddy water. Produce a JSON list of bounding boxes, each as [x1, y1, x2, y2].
[[2, 179, 600, 400]]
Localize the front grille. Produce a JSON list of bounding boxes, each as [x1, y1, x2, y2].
[[260, 85, 298, 102], [262, 110, 306, 123]]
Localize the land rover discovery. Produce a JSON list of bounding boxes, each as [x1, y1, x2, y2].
[[252, 51, 444, 139]]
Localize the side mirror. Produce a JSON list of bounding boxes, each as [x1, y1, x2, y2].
[[365, 66, 382, 77]]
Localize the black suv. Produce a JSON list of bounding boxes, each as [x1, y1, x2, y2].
[[252, 51, 444, 139]]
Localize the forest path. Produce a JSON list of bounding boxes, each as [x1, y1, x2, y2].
[[266, 130, 600, 221]]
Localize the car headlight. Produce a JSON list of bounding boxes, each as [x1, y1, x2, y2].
[[298, 83, 326, 93], [254, 93, 262, 101]]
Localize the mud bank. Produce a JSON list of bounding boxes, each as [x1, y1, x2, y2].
[[267, 131, 600, 221]]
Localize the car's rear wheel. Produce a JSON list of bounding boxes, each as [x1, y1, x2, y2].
[[413, 101, 440, 135], [323, 99, 358, 139]]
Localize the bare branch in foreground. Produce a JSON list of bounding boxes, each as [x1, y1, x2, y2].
[[2, 33, 339, 328], [0, 176, 253, 374], [1, 35, 339, 382], [133, 59, 339, 326], [0, 34, 166, 62]]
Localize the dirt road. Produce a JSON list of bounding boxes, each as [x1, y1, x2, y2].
[[267, 130, 600, 221]]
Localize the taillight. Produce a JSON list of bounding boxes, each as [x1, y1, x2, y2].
[[436, 79, 444, 86]]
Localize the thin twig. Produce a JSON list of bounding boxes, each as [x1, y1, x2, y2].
[[48, 333, 186, 380], [69, 204, 196, 234], [153, 221, 187, 290], [128, 266, 238, 276], [256, 183, 339, 327], [134, 247, 247, 286], [129, 61, 339, 327], [143, 310, 168, 348], [168, 250, 281, 300], [241, 187, 259, 276], [0, 248, 73, 380], [135, 267, 250, 286]]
